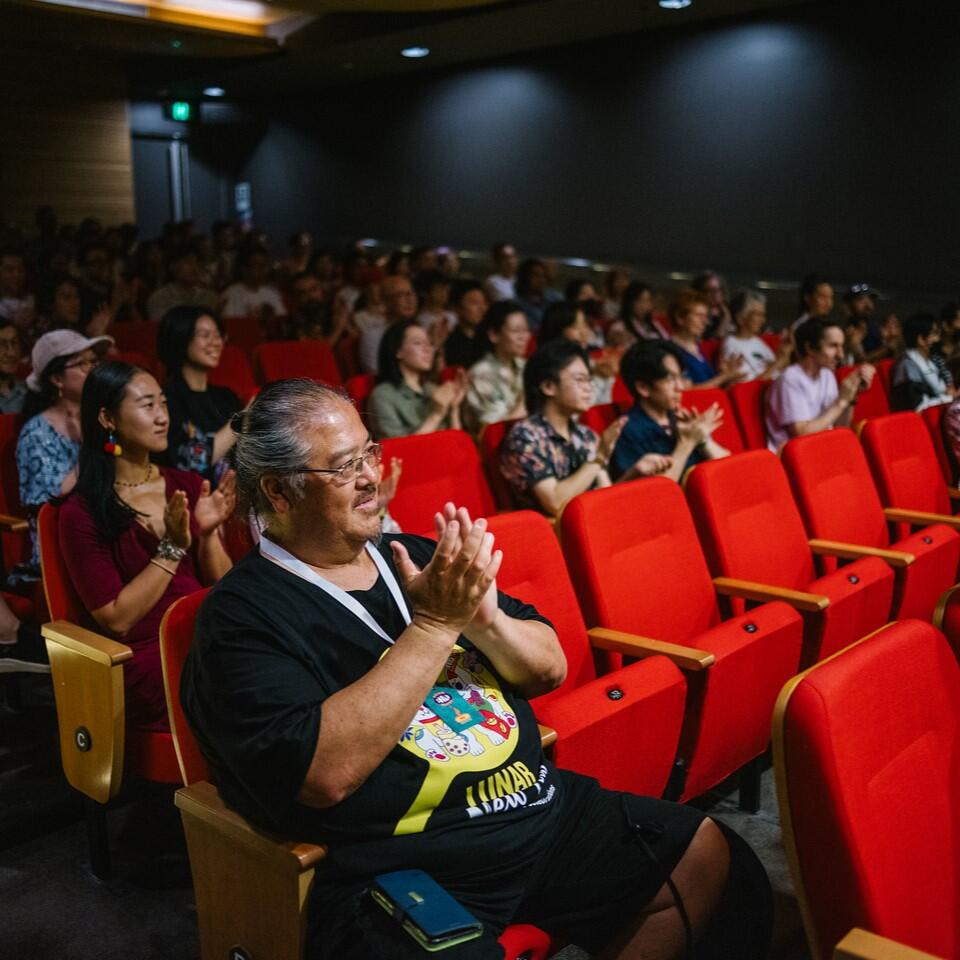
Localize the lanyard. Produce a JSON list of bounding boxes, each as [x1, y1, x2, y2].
[[259, 535, 411, 646]]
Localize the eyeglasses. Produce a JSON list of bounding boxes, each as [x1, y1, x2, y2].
[[64, 356, 99, 373], [298, 443, 382, 485]]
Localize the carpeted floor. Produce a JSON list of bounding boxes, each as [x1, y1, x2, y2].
[[1, 675, 810, 960]]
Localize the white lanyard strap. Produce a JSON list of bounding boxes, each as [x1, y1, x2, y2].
[[259, 535, 411, 646]]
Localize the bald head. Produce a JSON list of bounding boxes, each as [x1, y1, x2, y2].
[[381, 275, 418, 323]]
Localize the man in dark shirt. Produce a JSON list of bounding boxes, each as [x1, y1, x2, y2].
[[443, 281, 487, 369], [182, 379, 770, 960]]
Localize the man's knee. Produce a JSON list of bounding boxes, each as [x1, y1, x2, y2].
[[674, 817, 730, 906]]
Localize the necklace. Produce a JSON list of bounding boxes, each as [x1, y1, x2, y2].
[[114, 463, 154, 488]]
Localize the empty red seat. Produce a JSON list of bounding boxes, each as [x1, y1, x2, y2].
[[685, 450, 894, 665], [489, 510, 687, 799], [681, 387, 744, 453], [836, 364, 890, 423], [782, 429, 960, 622], [254, 340, 342, 387], [208, 344, 258, 404], [477, 419, 521, 511], [774, 620, 960, 959], [561, 478, 801, 804], [729, 379, 770, 449]]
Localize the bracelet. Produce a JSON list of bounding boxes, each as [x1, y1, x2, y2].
[[592, 455, 608, 469], [149, 558, 176, 576], [156, 536, 188, 562]]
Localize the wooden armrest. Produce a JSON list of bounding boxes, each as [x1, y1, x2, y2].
[[883, 507, 960, 530], [176, 781, 326, 870], [0, 512, 28, 533], [713, 576, 829, 613], [42, 619, 133, 666], [948, 487, 960, 501], [834, 928, 944, 960], [808, 538, 915, 568], [587, 626, 714, 671], [537, 724, 557, 749]]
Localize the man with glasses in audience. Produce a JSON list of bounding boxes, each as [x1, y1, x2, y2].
[[182, 378, 772, 960]]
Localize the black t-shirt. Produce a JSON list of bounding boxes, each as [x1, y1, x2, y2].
[[443, 325, 480, 368], [157, 375, 242, 483], [181, 534, 562, 887]]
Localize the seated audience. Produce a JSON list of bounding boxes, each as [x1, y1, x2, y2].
[[602, 267, 631, 320], [0, 320, 27, 414], [692, 270, 733, 339], [333, 251, 369, 317], [369, 320, 464, 439], [221, 247, 287, 321], [465, 301, 530, 431], [844, 282, 881, 352], [442, 281, 487, 368], [611, 341, 730, 483], [669, 289, 744, 388], [564, 278, 606, 348], [17, 330, 113, 577], [841, 314, 868, 365], [890, 313, 954, 412], [61, 361, 233, 730], [501, 340, 669, 515], [147, 244, 218, 322], [609, 281, 669, 346], [358, 275, 417, 375], [181, 378, 772, 960], [415, 270, 456, 345], [766, 317, 874, 451], [792, 273, 835, 331], [483, 241, 518, 302], [513, 258, 562, 331], [0, 248, 33, 324], [539, 301, 614, 403], [77, 239, 133, 328], [720, 290, 789, 381], [156, 306, 243, 483]]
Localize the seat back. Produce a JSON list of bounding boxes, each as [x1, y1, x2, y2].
[[223, 315, 265, 361], [699, 338, 721, 366], [579, 402, 619, 435], [381, 430, 496, 535], [0, 413, 27, 571], [39, 501, 88, 623], [781, 430, 890, 549], [209, 344, 258, 403], [562, 478, 721, 642], [774, 620, 960, 960], [254, 340, 342, 387], [681, 387, 745, 453], [859, 413, 952, 515], [159, 590, 213, 786], [345, 373, 376, 411], [921, 402, 954, 484], [487, 511, 597, 699], [875, 357, 895, 397], [837, 364, 890, 423], [612, 375, 633, 409], [729, 379, 770, 449], [113, 350, 159, 378], [684, 449, 816, 588], [106, 320, 158, 360], [477, 419, 520, 511]]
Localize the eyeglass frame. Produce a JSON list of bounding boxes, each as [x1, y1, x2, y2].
[[64, 355, 100, 372], [297, 442, 383, 485]]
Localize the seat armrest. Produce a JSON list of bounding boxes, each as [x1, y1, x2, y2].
[[537, 724, 557, 749], [883, 507, 960, 530], [948, 487, 960, 501], [587, 627, 714, 672], [834, 928, 944, 960], [713, 576, 829, 613], [808, 538, 915, 568], [42, 619, 133, 665], [0, 512, 28, 533]]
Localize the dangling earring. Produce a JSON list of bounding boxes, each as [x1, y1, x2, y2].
[[103, 431, 122, 457]]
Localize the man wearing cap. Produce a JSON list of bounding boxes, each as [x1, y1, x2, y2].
[[845, 283, 881, 352]]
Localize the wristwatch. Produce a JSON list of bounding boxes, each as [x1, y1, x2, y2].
[[156, 536, 188, 562]]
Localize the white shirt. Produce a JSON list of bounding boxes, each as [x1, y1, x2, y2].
[[484, 274, 516, 302], [721, 335, 776, 382], [221, 283, 287, 318], [765, 364, 838, 452], [355, 310, 388, 374]]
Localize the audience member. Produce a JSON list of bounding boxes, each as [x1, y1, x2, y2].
[[369, 320, 464, 439], [385, 249, 412, 278], [77, 239, 132, 328], [609, 281, 669, 346], [442, 281, 487, 368], [156, 306, 243, 482], [465, 301, 530, 431], [669, 289, 744, 388], [333, 251, 369, 317], [539, 301, 614, 403], [358, 275, 417, 375], [890, 313, 953, 412], [513, 259, 562, 332], [61, 361, 234, 731], [277, 231, 315, 283], [484, 241, 518, 302], [181, 378, 772, 960], [16, 330, 113, 576], [436, 246, 460, 280], [720, 290, 789, 381], [0, 320, 27, 414], [603, 268, 631, 320], [147, 245, 218, 322], [0, 248, 33, 324], [415, 270, 456, 344], [792, 273, 835, 330], [210, 220, 238, 290], [844, 282, 881, 352], [611, 341, 730, 483], [563, 278, 606, 348], [766, 317, 874, 451], [221, 247, 287, 321], [692, 270, 733, 339]]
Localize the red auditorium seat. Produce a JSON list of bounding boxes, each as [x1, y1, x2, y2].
[[345, 372, 375, 411], [223, 315, 266, 360], [489, 510, 688, 799], [921, 401, 954, 484], [579, 402, 619, 435], [254, 340, 342, 386], [113, 349, 159, 378], [477, 419, 521, 511], [836, 363, 890, 422], [729, 379, 770, 449], [760, 332, 782, 354], [439, 364, 465, 383], [874, 357, 895, 397], [381, 430, 496, 535], [106, 320, 158, 359], [561, 478, 802, 806], [612, 375, 633, 409], [681, 386, 744, 453], [0, 413, 29, 573], [685, 449, 895, 666], [161, 590, 557, 960], [774, 620, 960, 960], [208, 343, 258, 403], [699, 338, 721, 366], [781, 429, 960, 622]]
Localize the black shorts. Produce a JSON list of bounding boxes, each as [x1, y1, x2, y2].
[[312, 770, 707, 960]]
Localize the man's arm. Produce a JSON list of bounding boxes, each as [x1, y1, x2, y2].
[[783, 371, 860, 437]]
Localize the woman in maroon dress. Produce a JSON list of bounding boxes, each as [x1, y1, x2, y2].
[[60, 360, 235, 731]]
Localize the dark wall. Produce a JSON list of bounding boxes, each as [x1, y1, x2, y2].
[[237, 2, 959, 290]]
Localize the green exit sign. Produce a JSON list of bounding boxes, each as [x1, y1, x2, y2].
[[164, 101, 193, 122]]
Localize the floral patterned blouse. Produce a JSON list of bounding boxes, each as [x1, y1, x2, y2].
[[465, 354, 525, 432], [499, 413, 599, 511]]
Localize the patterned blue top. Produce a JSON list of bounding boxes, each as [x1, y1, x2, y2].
[[16, 414, 81, 571]]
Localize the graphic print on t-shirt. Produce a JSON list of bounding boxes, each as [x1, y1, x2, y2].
[[177, 420, 214, 476], [393, 645, 552, 835]]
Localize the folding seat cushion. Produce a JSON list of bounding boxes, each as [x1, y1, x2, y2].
[[561, 478, 802, 802], [729, 379, 770, 449], [477, 418, 521, 511], [255, 340, 342, 387], [685, 450, 894, 665], [782, 429, 960, 622], [774, 620, 960, 960], [489, 510, 687, 799], [836, 363, 890, 422], [681, 387, 744, 453], [381, 430, 496, 536]]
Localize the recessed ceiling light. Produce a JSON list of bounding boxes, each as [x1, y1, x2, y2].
[[203, 86, 226, 97], [401, 46, 430, 59], [659, 0, 692, 8]]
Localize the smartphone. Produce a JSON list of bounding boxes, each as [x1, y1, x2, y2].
[[370, 869, 484, 952]]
